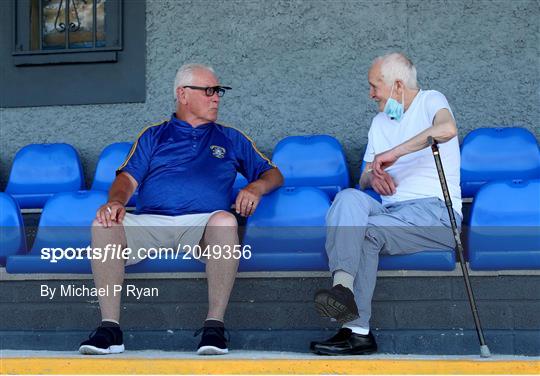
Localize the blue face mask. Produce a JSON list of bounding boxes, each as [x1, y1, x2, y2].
[[383, 82, 404, 122]]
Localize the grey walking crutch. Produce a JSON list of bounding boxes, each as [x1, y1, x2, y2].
[[427, 136, 491, 358]]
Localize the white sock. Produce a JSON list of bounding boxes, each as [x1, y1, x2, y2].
[[333, 270, 354, 291], [101, 319, 119, 325], [343, 325, 370, 335]]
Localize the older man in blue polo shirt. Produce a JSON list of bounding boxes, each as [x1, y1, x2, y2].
[[79, 64, 283, 356]]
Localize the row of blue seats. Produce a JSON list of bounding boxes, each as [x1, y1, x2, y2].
[[5, 142, 137, 209], [1, 178, 539, 273], [4, 127, 540, 209]]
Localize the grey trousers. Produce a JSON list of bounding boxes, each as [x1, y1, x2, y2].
[[325, 188, 461, 328]]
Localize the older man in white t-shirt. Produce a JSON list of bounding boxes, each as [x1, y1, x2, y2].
[[311, 52, 462, 355]]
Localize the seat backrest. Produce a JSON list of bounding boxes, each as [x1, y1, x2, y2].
[[31, 191, 108, 252], [272, 135, 350, 198], [244, 187, 331, 254], [91, 142, 133, 191], [468, 179, 540, 270], [5, 143, 84, 195], [247, 186, 331, 227], [460, 127, 540, 197], [0, 193, 26, 263]]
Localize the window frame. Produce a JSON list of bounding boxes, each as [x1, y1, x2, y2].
[[12, 0, 123, 66], [0, 0, 146, 107]]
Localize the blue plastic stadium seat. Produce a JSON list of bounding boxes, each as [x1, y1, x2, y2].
[[91, 142, 138, 206], [91, 142, 132, 191], [272, 135, 350, 199], [0, 193, 27, 265], [460, 127, 540, 198], [468, 179, 540, 270], [5, 143, 85, 209], [6, 191, 107, 273], [242, 187, 331, 271]]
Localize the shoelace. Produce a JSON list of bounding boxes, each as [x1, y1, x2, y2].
[[193, 326, 231, 342]]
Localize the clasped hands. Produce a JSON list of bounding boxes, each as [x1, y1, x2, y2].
[[368, 149, 399, 196]]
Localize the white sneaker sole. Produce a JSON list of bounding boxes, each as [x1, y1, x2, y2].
[[79, 344, 125, 355], [197, 345, 228, 355]]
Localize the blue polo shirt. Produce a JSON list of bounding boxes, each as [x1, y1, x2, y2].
[[117, 114, 275, 216]]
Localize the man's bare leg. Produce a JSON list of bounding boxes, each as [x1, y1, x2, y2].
[[79, 220, 127, 355], [202, 211, 240, 321], [90, 219, 127, 323]]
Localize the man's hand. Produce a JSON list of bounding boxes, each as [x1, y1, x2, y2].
[[372, 149, 399, 178], [96, 200, 126, 228], [369, 170, 397, 196], [235, 183, 263, 217]]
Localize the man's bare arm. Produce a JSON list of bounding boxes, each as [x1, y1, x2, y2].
[[249, 168, 284, 195], [96, 172, 138, 227], [108, 172, 138, 206], [372, 109, 457, 176], [392, 108, 457, 158]]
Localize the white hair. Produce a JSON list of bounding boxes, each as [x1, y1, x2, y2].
[[373, 52, 418, 89], [173, 63, 216, 101]]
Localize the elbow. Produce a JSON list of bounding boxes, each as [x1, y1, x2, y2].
[[447, 122, 458, 139], [439, 121, 458, 142]]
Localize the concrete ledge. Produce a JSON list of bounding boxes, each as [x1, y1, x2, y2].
[[1, 351, 539, 375], [2, 267, 540, 281]]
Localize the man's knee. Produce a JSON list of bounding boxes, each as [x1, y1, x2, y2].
[[333, 188, 370, 205], [91, 219, 125, 241], [206, 211, 238, 228], [203, 211, 239, 243], [328, 189, 372, 221]]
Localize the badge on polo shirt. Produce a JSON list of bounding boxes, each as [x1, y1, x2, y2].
[[210, 145, 226, 159]]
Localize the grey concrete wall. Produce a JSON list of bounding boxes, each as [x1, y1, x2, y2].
[[1, 0, 539, 187], [1, 276, 539, 354]]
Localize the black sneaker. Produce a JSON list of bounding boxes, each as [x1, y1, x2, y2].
[[310, 328, 377, 355], [79, 326, 125, 355], [314, 284, 359, 323], [194, 321, 230, 355]]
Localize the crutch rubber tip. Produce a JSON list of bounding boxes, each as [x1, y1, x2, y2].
[[480, 345, 491, 358]]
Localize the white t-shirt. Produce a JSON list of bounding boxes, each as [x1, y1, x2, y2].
[[363, 90, 462, 217]]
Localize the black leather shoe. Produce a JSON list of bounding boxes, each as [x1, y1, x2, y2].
[[314, 284, 359, 323], [310, 328, 377, 355]]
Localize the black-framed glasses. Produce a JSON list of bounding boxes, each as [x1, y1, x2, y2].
[[183, 85, 232, 97]]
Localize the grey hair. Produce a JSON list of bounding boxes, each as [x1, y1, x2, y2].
[[173, 63, 216, 101], [373, 52, 418, 89]]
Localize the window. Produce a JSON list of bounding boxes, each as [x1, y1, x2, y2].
[[13, 0, 122, 65], [1, 0, 145, 107]]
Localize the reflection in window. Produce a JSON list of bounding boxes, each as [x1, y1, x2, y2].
[[30, 0, 106, 50]]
